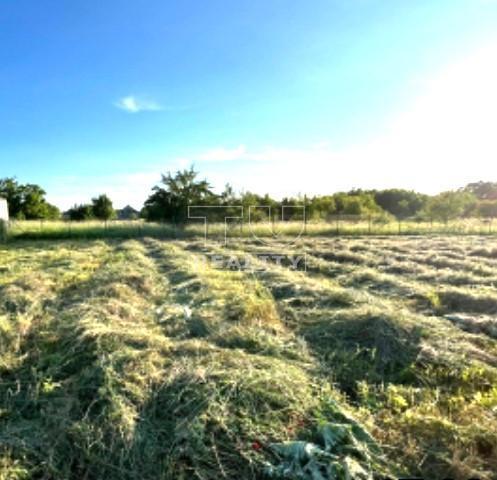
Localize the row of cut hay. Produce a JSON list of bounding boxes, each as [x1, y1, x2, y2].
[[469, 246, 497, 259], [303, 234, 497, 264], [0, 244, 72, 478], [444, 313, 497, 339], [254, 241, 497, 367], [225, 238, 367, 310], [287, 302, 497, 477], [304, 249, 497, 317], [0, 241, 109, 370], [219, 242, 417, 388], [4, 237, 497, 479], [137, 239, 390, 479], [1, 238, 391, 479], [144, 239, 296, 348], [304, 236, 497, 284], [435, 287, 497, 315], [235, 249, 492, 389], [222, 241, 497, 479], [0, 241, 111, 477], [227, 239, 442, 314], [226, 240, 497, 369], [0, 240, 171, 479], [277, 238, 497, 316]]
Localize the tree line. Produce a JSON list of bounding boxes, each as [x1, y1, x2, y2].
[[141, 169, 497, 224], [2, 171, 497, 224], [0, 178, 59, 220], [0, 178, 117, 221]]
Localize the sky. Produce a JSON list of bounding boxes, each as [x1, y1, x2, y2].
[[1, 0, 497, 210]]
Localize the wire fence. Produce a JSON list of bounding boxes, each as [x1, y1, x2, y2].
[[2, 216, 496, 241]]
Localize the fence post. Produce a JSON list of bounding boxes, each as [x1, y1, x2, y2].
[[304, 195, 308, 235]]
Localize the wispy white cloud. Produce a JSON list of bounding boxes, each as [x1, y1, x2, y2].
[[114, 95, 162, 113]]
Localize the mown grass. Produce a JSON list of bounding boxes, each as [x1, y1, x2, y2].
[[1, 236, 497, 479], [0, 238, 390, 480], [222, 236, 497, 478]]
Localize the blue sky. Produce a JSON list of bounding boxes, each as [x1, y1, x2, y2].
[[1, 0, 497, 209]]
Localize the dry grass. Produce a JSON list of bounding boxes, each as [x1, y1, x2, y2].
[[1, 235, 497, 479]]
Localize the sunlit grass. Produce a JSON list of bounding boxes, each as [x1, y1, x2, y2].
[[5, 217, 497, 241], [1, 236, 497, 479]]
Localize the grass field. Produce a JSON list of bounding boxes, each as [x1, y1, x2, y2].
[[5, 217, 497, 240], [1, 235, 497, 479]]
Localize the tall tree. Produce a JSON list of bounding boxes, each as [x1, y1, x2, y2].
[[374, 189, 427, 219], [143, 167, 215, 222], [0, 178, 24, 218], [465, 181, 497, 200], [478, 200, 497, 219], [425, 191, 476, 224], [67, 204, 94, 221], [92, 194, 115, 221], [0, 178, 60, 219], [333, 191, 381, 216]]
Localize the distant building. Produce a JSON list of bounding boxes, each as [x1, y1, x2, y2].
[[116, 205, 140, 220], [0, 197, 8, 222]]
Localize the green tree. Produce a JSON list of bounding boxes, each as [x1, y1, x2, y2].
[[0, 178, 60, 220], [43, 203, 61, 220], [67, 204, 94, 221], [220, 183, 236, 204], [239, 191, 273, 222], [0, 178, 24, 218], [465, 181, 497, 200], [374, 189, 427, 219], [308, 196, 336, 220], [425, 191, 476, 224], [143, 167, 215, 222], [22, 184, 54, 219], [477, 200, 497, 219], [92, 194, 116, 221], [333, 191, 381, 216]]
